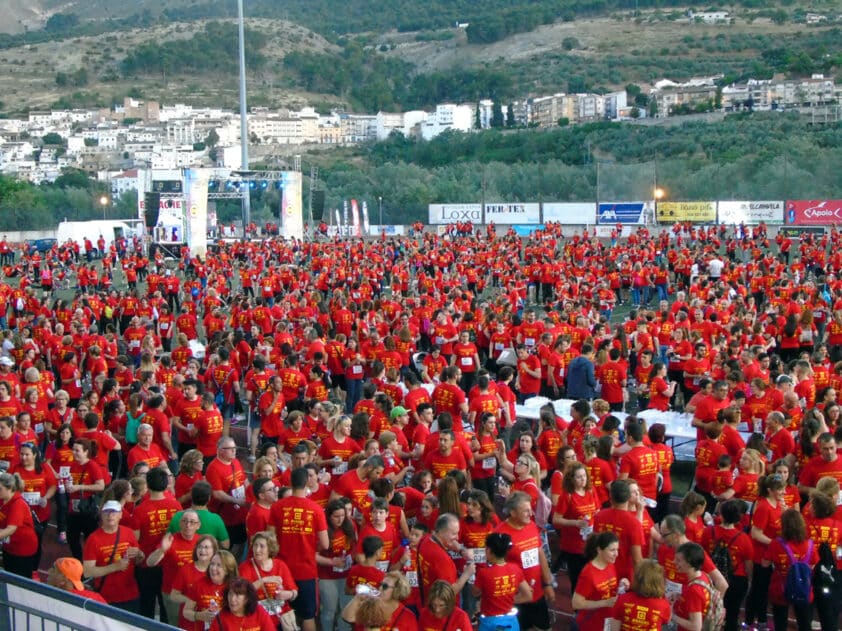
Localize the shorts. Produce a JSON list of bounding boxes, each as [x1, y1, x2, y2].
[[517, 597, 550, 631], [291, 578, 318, 620]]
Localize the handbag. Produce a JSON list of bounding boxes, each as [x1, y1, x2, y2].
[[77, 495, 100, 519], [252, 559, 297, 631]]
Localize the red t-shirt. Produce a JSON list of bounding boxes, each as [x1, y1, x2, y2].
[[592, 507, 644, 581], [269, 494, 328, 580], [0, 493, 38, 556], [700, 525, 754, 578], [554, 489, 600, 555], [238, 557, 297, 617], [417, 535, 458, 600], [209, 607, 275, 631], [82, 526, 141, 603], [13, 464, 57, 523], [423, 448, 467, 481], [574, 561, 617, 630], [751, 498, 783, 564], [619, 445, 660, 500], [332, 470, 373, 514], [474, 561, 525, 615], [205, 458, 249, 526], [765, 538, 819, 605], [133, 495, 183, 555], [611, 592, 672, 631], [418, 606, 472, 631], [158, 533, 198, 593], [184, 575, 226, 631], [195, 409, 225, 457], [496, 519, 544, 603]]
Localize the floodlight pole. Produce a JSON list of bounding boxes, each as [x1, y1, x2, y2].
[[237, 0, 251, 236]]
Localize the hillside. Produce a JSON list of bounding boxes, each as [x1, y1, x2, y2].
[[0, 5, 838, 116]]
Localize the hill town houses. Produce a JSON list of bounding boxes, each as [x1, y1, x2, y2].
[[1, 73, 840, 191]]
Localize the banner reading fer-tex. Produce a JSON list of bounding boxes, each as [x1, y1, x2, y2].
[[785, 200, 842, 225]]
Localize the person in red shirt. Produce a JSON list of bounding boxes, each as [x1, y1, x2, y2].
[[132, 466, 183, 620], [0, 471, 39, 577], [451, 331, 480, 393], [237, 532, 298, 629], [597, 348, 627, 411], [798, 432, 842, 494], [762, 509, 819, 631], [431, 366, 468, 429], [82, 500, 145, 611], [495, 492, 554, 631], [571, 531, 626, 631], [193, 393, 225, 464], [208, 577, 276, 631], [205, 437, 249, 554], [618, 423, 660, 506], [610, 559, 671, 631], [423, 431, 468, 481], [552, 462, 600, 594], [126, 423, 168, 471], [592, 480, 644, 582], [472, 531, 532, 623], [268, 468, 328, 631], [670, 542, 715, 631], [329, 456, 385, 515], [515, 345, 542, 402]]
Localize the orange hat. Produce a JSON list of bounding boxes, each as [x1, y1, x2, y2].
[[54, 557, 85, 590]]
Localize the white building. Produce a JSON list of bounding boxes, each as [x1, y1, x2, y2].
[[376, 111, 404, 140]]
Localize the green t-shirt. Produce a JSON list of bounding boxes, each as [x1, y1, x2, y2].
[[167, 508, 230, 545]]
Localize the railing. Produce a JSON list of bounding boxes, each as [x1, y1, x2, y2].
[[0, 571, 177, 631]]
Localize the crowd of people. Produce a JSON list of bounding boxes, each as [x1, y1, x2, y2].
[[1, 220, 842, 631]]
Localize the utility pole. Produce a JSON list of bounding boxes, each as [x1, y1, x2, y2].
[[237, 0, 250, 236]]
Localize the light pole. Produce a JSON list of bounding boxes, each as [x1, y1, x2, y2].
[[653, 186, 665, 225], [237, 0, 251, 236], [99, 195, 109, 220], [378, 196, 383, 227]]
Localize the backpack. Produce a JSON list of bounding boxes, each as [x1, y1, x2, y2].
[[688, 573, 725, 631], [525, 481, 553, 529], [212, 369, 234, 407], [124, 409, 145, 445], [708, 526, 740, 582], [813, 541, 836, 597], [781, 538, 814, 607]]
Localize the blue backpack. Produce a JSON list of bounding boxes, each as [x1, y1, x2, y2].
[[781, 538, 813, 607]]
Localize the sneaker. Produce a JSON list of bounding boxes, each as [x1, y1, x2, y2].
[[58, 531, 67, 544]]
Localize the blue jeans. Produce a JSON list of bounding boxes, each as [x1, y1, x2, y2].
[[319, 578, 351, 631], [631, 287, 641, 306], [656, 283, 668, 301], [345, 378, 363, 413]]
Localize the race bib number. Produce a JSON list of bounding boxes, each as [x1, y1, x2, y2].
[[494, 343, 504, 351], [160, 323, 168, 330], [34, 423, 44, 435], [22, 492, 40, 506], [435, 336, 445, 345], [231, 486, 245, 501], [580, 525, 593, 540], [130, 340, 140, 348], [470, 548, 486, 564], [375, 560, 390, 572], [334, 461, 348, 475], [520, 548, 539, 569], [351, 365, 363, 376], [59, 466, 71, 479], [406, 571, 418, 587], [460, 357, 473, 367], [333, 555, 353, 573], [665, 580, 682, 597], [482, 456, 496, 470], [525, 338, 535, 346]]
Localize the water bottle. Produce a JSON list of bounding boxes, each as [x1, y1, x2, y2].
[[58, 478, 65, 495]]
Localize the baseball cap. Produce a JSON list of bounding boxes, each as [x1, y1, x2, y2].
[[101, 500, 122, 513], [390, 406, 408, 420], [0, 357, 13, 367], [54, 558, 85, 591]]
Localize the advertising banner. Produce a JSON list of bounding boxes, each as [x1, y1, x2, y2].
[[656, 201, 716, 223], [280, 171, 303, 240], [428, 204, 482, 225], [511, 225, 545, 236], [543, 203, 595, 224], [351, 199, 361, 237], [717, 201, 784, 225], [368, 225, 406, 236], [778, 226, 826, 238], [183, 168, 209, 257], [483, 203, 541, 225], [597, 202, 651, 225], [785, 200, 842, 225]]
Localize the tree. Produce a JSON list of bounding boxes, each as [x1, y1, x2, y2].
[[205, 129, 220, 147], [506, 104, 516, 128], [491, 101, 504, 128], [630, 107, 641, 119], [474, 103, 482, 129], [562, 37, 579, 51], [558, 117, 570, 127], [41, 133, 65, 146]]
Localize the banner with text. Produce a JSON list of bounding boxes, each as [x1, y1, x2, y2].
[[597, 202, 651, 225], [183, 168, 209, 258], [785, 200, 842, 225], [280, 171, 303, 240], [717, 201, 784, 225], [656, 201, 716, 223], [428, 204, 483, 225], [542, 203, 595, 224], [483, 203, 541, 225]]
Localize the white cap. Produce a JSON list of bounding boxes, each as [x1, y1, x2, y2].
[[101, 500, 122, 513]]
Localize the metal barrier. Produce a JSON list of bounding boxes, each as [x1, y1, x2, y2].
[[0, 571, 177, 631]]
